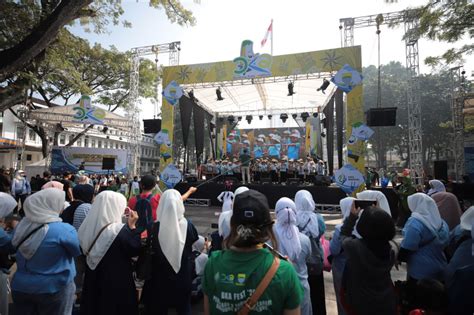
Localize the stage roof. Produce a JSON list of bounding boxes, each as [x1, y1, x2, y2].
[[188, 77, 336, 116]]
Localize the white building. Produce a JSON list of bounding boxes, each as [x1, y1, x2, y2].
[[0, 105, 159, 175]]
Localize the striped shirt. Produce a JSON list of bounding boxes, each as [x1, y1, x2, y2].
[[73, 203, 92, 231]]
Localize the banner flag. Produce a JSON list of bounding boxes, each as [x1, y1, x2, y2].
[[261, 19, 273, 47]]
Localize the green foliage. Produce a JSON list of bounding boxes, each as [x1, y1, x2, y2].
[[410, 0, 474, 65]]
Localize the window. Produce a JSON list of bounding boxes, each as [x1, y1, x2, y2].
[[26, 154, 32, 161], [120, 144, 124, 149], [98, 140, 102, 148], [28, 129, 36, 141], [77, 138, 82, 147], [59, 135, 66, 145], [115, 143, 118, 149], [84, 139, 89, 147], [69, 135, 75, 144], [16, 126, 25, 139], [91, 139, 96, 148]]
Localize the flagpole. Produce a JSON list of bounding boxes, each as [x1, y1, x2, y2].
[[271, 19, 273, 56]]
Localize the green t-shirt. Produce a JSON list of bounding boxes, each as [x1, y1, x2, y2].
[[202, 248, 304, 314]]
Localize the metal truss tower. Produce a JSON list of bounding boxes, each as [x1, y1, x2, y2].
[[128, 42, 181, 176], [340, 10, 424, 183], [450, 67, 466, 182]]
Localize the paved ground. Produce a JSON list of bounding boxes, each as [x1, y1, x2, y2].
[[184, 205, 407, 315]]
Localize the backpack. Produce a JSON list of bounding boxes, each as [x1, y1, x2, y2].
[[301, 218, 324, 275], [135, 194, 154, 235]]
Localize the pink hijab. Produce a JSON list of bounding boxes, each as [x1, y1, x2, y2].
[[41, 181, 64, 190], [432, 192, 462, 231]]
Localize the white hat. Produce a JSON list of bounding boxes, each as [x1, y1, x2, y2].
[[243, 140, 250, 144], [290, 130, 301, 138], [258, 134, 265, 138]]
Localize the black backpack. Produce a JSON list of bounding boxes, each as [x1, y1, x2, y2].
[[135, 194, 153, 234]]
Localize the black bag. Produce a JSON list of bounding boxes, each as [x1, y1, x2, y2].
[[135, 234, 153, 281], [302, 218, 323, 275]]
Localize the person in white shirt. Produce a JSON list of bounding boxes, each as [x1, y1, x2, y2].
[[217, 191, 234, 212]]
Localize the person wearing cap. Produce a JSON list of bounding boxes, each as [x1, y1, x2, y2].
[[253, 138, 265, 159], [202, 190, 304, 315], [280, 157, 289, 184], [270, 159, 279, 184], [287, 131, 301, 160], [268, 134, 282, 159]]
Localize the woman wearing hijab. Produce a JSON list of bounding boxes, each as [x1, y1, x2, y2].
[[11, 188, 81, 314], [427, 179, 446, 196], [295, 190, 326, 315], [11, 170, 31, 214], [356, 190, 392, 217], [444, 207, 474, 315], [329, 197, 355, 315], [0, 192, 18, 315], [399, 193, 449, 283], [79, 191, 140, 315], [202, 190, 304, 315], [275, 197, 312, 315], [339, 204, 398, 315], [142, 189, 199, 315], [431, 192, 462, 231], [42, 180, 71, 210], [60, 184, 94, 228]]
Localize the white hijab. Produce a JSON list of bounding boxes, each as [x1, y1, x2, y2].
[[274, 197, 301, 261], [192, 235, 208, 276], [460, 206, 474, 255], [218, 186, 249, 238], [408, 193, 443, 235], [356, 190, 391, 217], [428, 179, 446, 196], [337, 196, 361, 238], [12, 188, 64, 259], [78, 191, 126, 270], [295, 190, 319, 238], [0, 192, 17, 218], [157, 189, 188, 274]]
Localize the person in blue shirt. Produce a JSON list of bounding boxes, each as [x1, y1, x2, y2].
[[329, 197, 356, 315], [253, 138, 265, 158], [295, 190, 327, 315], [0, 192, 18, 315], [287, 132, 301, 160], [399, 193, 449, 283], [11, 188, 81, 314], [444, 206, 474, 315]]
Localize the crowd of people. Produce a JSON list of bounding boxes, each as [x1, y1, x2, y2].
[[200, 153, 328, 185], [0, 165, 473, 315]]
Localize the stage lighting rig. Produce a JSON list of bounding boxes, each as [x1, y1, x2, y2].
[[267, 114, 273, 120], [317, 79, 330, 94], [227, 115, 235, 124], [313, 113, 318, 118], [246, 115, 253, 124], [237, 116, 242, 121], [301, 112, 309, 122], [259, 115, 264, 120], [216, 87, 224, 101], [287, 81, 295, 96], [292, 113, 298, 119], [102, 126, 109, 134], [280, 113, 288, 123]]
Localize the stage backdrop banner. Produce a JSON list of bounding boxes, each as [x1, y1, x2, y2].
[[160, 45, 363, 177], [50, 146, 128, 175]]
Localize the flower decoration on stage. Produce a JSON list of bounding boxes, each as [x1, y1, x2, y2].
[[233, 40, 272, 79], [154, 129, 171, 147], [321, 50, 342, 71], [347, 122, 374, 145], [334, 164, 365, 194], [161, 164, 182, 188], [331, 64, 363, 93], [163, 81, 183, 106], [73, 95, 106, 125], [177, 66, 192, 83]]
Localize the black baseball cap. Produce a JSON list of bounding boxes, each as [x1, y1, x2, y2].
[[232, 190, 273, 227]]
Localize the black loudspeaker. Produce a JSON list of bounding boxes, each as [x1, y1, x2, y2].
[[366, 107, 397, 126], [143, 119, 162, 134], [102, 157, 115, 170], [434, 160, 448, 182], [260, 177, 272, 185], [287, 178, 301, 186], [185, 175, 197, 183]]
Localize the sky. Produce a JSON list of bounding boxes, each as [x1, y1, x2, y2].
[[70, 0, 473, 124]]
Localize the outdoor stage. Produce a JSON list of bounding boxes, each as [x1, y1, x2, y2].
[[175, 182, 400, 219]]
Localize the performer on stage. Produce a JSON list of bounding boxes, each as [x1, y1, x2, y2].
[[280, 156, 288, 184]]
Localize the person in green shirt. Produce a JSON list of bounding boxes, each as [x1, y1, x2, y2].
[[202, 190, 304, 315]]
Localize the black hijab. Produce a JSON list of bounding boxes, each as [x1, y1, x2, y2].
[[73, 184, 94, 203]]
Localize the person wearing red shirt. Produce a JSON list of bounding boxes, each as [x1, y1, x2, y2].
[[128, 175, 161, 222]]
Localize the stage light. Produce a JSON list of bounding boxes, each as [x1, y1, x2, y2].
[[292, 113, 298, 119], [313, 113, 318, 118], [287, 81, 295, 96], [218, 117, 224, 122], [280, 113, 288, 123], [227, 115, 235, 124], [246, 115, 253, 124], [321, 132, 326, 138], [216, 87, 224, 101], [259, 115, 264, 120], [317, 79, 330, 94], [237, 116, 242, 121], [267, 114, 273, 120], [301, 112, 309, 122]]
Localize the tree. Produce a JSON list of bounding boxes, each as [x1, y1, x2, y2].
[[409, 0, 474, 66], [0, 0, 194, 110], [10, 30, 159, 158]]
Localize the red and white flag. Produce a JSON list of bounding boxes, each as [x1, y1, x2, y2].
[[261, 19, 273, 47]]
